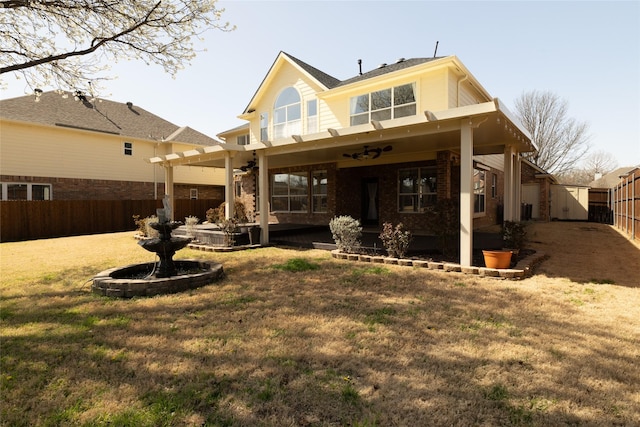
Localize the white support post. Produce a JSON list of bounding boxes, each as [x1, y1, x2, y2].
[[224, 153, 234, 220], [164, 165, 175, 221], [503, 146, 514, 221], [459, 121, 474, 267], [258, 151, 269, 244], [515, 153, 522, 221]]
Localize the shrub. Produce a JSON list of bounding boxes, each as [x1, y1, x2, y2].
[[132, 215, 146, 236], [379, 222, 412, 258], [145, 216, 159, 238], [329, 216, 362, 253], [206, 201, 248, 224], [185, 216, 199, 238], [216, 217, 238, 247], [502, 221, 527, 250]]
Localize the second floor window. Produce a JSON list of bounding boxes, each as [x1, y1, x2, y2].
[[274, 87, 301, 139], [307, 99, 318, 134], [124, 142, 133, 155], [237, 134, 250, 145], [350, 83, 416, 126]]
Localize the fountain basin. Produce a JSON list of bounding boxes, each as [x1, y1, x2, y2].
[[92, 259, 224, 298]]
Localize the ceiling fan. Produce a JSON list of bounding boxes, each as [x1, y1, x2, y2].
[[343, 145, 392, 160], [240, 151, 258, 173]]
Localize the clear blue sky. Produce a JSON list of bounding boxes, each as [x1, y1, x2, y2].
[[2, 1, 639, 168]]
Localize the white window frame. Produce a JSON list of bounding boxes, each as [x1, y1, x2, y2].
[[123, 141, 133, 156], [350, 82, 417, 126], [1, 182, 52, 200], [398, 167, 437, 213], [311, 170, 328, 213], [237, 134, 250, 145], [271, 172, 309, 213], [474, 168, 486, 216], [273, 87, 302, 139]]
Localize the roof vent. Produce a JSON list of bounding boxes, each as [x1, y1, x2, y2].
[[377, 63, 387, 69], [126, 102, 133, 108], [395, 58, 405, 63]]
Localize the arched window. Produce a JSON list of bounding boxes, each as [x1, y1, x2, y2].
[[274, 87, 301, 139]]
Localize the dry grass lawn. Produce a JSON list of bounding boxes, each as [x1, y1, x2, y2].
[[1, 222, 638, 426]]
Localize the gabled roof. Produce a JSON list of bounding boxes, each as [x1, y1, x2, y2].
[[337, 57, 444, 87], [589, 166, 639, 188], [0, 91, 219, 145], [285, 52, 341, 89]]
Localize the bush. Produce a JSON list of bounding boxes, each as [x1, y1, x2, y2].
[[206, 201, 248, 224], [379, 222, 412, 258], [185, 216, 199, 238], [216, 217, 238, 247], [502, 221, 527, 250], [329, 216, 362, 253]]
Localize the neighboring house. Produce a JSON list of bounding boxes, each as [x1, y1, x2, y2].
[[0, 91, 225, 201], [588, 166, 639, 226], [149, 52, 535, 266]]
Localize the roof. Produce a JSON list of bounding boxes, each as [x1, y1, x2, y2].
[[0, 91, 219, 146], [588, 166, 640, 188], [337, 57, 444, 87]]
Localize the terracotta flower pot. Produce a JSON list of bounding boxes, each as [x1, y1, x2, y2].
[[482, 250, 512, 269]]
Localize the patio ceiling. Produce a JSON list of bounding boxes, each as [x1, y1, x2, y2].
[[147, 98, 534, 170]]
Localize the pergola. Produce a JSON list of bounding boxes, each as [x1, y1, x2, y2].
[[147, 98, 534, 266]]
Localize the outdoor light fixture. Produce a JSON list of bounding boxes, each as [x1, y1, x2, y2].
[[240, 151, 258, 174], [343, 145, 392, 160]]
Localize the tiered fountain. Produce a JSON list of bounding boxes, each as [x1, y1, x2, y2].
[[92, 199, 223, 298]]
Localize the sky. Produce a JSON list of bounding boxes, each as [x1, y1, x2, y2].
[[2, 0, 639, 168]]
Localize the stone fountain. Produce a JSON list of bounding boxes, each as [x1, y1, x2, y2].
[[92, 199, 223, 298]]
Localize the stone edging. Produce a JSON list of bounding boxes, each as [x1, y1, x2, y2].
[[330, 250, 547, 280]]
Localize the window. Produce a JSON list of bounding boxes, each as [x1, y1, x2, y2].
[[235, 181, 242, 198], [237, 134, 250, 145], [190, 188, 198, 200], [307, 99, 318, 134], [32, 184, 51, 200], [273, 87, 301, 139], [350, 83, 416, 126], [491, 173, 497, 198], [474, 169, 486, 214], [2, 182, 52, 200], [312, 170, 327, 213], [271, 172, 308, 212], [124, 142, 133, 155], [260, 112, 269, 142], [398, 167, 437, 212]]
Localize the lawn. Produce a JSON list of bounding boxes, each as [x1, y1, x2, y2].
[[1, 226, 639, 426]]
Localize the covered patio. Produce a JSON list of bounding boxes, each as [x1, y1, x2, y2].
[[148, 98, 533, 266]]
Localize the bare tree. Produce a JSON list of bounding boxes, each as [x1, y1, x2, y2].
[[555, 151, 618, 185], [514, 90, 591, 175], [1, 0, 233, 93]]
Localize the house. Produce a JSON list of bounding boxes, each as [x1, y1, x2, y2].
[[0, 91, 225, 201], [148, 52, 535, 266], [588, 166, 639, 228]]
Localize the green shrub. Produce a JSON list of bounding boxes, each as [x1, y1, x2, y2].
[[502, 221, 527, 250], [379, 222, 412, 258], [329, 216, 362, 253]]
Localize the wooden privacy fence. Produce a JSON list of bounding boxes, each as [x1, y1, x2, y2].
[[612, 168, 639, 241], [0, 199, 222, 242]]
